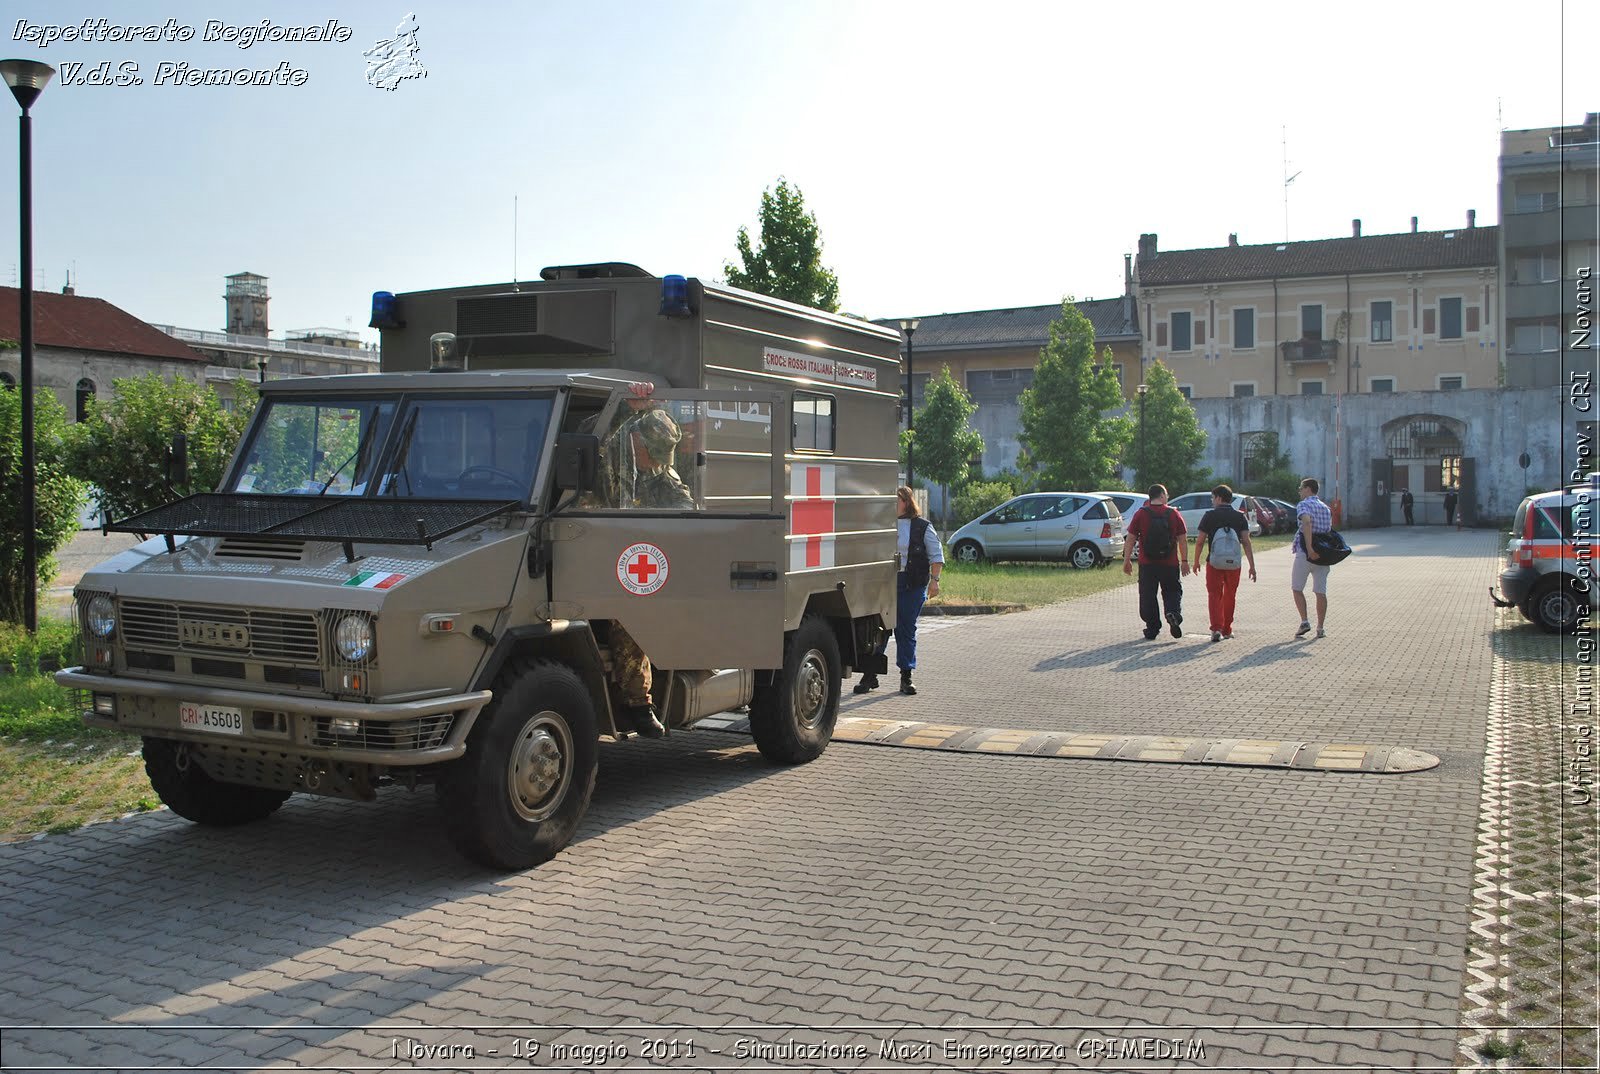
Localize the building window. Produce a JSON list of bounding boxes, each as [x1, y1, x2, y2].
[[1514, 250, 1561, 283], [793, 392, 835, 453], [1438, 375, 1464, 391], [1171, 311, 1192, 351], [75, 379, 96, 422], [1441, 455, 1463, 488], [1371, 301, 1393, 343], [1370, 377, 1395, 393], [1178, 385, 1193, 400], [1110, 363, 1125, 387], [1231, 383, 1255, 398], [1233, 308, 1255, 349], [1241, 431, 1282, 482], [1513, 322, 1560, 353], [1300, 380, 1324, 395], [1439, 297, 1463, 340], [1513, 189, 1558, 213], [1301, 304, 1323, 340]]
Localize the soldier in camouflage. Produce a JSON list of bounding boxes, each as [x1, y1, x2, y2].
[[583, 384, 695, 737]]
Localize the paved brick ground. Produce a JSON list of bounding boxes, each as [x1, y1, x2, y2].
[[0, 527, 1507, 1071]]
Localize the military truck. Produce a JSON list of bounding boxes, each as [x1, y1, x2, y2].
[[56, 263, 902, 868]]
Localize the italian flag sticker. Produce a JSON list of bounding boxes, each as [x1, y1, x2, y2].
[[343, 570, 405, 590]]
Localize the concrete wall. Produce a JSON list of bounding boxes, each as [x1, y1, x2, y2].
[[0, 346, 205, 420], [1190, 386, 1567, 526]]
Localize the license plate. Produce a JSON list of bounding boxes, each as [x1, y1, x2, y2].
[[179, 702, 245, 736]]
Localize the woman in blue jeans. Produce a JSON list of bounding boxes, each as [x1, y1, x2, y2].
[[855, 486, 944, 696]]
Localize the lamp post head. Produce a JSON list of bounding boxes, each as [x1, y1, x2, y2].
[[0, 60, 55, 111], [1136, 383, 1148, 395], [898, 318, 920, 335]]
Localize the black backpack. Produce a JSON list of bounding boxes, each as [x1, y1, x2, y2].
[[1142, 506, 1175, 559]]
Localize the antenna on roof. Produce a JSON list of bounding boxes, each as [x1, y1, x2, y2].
[[1282, 125, 1301, 242], [512, 194, 519, 292]]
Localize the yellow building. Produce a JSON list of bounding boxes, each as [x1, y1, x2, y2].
[[1133, 223, 1499, 398]]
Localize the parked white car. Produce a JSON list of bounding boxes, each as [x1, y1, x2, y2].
[[949, 493, 1125, 568], [1167, 491, 1262, 537], [1093, 491, 1148, 522]]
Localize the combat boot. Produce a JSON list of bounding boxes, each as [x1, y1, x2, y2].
[[899, 669, 917, 696], [622, 703, 665, 738], [852, 672, 880, 695]]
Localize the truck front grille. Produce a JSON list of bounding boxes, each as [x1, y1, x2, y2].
[[121, 600, 321, 663], [309, 715, 453, 752]]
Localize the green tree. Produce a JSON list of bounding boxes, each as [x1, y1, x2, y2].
[[1240, 431, 1298, 501], [1131, 361, 1210, 493], [63, 374, 257, 521], [724, 178, 840, 312], [0, 386, 88, 624], [910, 366, 984, 527], [1017, 298, 1132, 491]]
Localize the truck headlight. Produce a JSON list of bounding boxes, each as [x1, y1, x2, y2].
[[334, 614, 374, 662], [86, 594, 116, 638]]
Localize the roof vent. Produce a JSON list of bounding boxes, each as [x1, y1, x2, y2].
[[1275, 245, 1287, 252], [1443, 231, 1456, 239]]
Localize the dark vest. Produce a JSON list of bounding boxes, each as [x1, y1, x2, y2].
[[903, 517, 932, 587]]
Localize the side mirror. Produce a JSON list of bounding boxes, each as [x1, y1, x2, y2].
[[554, 432, 598, 492], [166, 432, 189, 489]]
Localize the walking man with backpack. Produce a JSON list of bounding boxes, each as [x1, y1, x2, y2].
[[1292, 477, 1333, 639], [1122, 484, 1189, 639], [1191, 484, 1257, 642]]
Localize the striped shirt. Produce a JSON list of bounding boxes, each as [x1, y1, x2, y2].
[[1293, 495, 1333, 554]]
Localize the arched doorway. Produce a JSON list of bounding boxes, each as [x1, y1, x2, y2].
[[1376, 414, 1470, 525]]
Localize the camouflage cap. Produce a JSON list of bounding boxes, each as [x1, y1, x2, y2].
[[632, 408, 681, 460]]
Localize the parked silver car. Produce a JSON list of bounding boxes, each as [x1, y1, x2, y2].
[[949, 493, 1125, 568]]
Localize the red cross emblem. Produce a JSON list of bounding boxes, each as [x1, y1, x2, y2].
[[617, 542, 669, 595], [790, 464, 836, 570]]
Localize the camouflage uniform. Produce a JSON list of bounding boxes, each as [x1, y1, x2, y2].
[[586, 403, 694, 719]]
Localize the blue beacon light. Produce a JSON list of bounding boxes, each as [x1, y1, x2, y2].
[[659, 275, 691, 318], [369, 291, 404, 329]]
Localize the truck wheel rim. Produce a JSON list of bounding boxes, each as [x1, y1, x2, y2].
[[795, 649, 828, 729], [508, 712, 572, 822]]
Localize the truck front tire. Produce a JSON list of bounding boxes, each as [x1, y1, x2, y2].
[[142, 737, 291, 827], [749, 615, 841, 765], [438, 658, 598, 870]]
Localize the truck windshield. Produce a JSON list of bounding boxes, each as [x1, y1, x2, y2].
[[231, 393, 554, 502]]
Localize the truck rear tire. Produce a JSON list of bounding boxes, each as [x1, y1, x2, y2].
[[437, 658, 598, 870], [749, 615, 840, 765], [142, 737, 291, 827]]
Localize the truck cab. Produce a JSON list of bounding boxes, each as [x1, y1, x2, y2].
[[58, 264, 903, 868]]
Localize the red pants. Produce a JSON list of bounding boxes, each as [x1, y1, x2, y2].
[[1205, 564, 1242, 633]]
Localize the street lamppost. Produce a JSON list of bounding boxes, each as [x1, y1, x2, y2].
[[898, 318, 919, 486], [1, 59, 55, 634], [1136, 383, 1148, 488]]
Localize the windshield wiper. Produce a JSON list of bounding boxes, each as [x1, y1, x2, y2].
[[318, 411, 380, 495], [384, 407, 421, 497]]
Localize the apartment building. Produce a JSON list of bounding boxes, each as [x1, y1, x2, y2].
[[1499, 113, 1600, 388], [1132, 223, 1499, 398]]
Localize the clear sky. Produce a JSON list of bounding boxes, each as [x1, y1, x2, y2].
[[0, 0, 1593, 342]]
